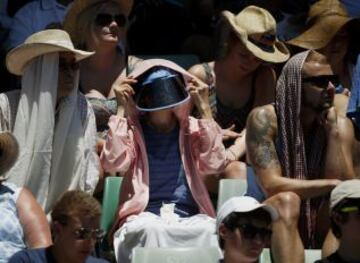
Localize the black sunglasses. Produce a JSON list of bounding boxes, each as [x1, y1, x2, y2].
[[302, 75, 340, 88], [236, 224, 272, 242], [95, 13, 127, 27], [73, 227, 105, 241]]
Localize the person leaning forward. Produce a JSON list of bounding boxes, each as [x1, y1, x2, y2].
[[246, 50, 355, 248]]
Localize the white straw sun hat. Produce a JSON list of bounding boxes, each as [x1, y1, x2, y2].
[[6, 29, 94, 76]]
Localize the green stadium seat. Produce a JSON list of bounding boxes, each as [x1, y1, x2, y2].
[[100, 176, 123, 233], [217, 178, 247, 211]]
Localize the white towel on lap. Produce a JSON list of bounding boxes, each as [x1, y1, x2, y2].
[[114, 212, 219, 263]]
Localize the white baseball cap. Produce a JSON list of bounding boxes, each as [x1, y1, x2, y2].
[[216, 196, 279, 233], [330, 179, 360, 211]]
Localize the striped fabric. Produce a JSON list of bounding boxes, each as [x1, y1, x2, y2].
[[347, 54, 360, 130], [275, 51, 327, 248], [141, 121, 198, 217]]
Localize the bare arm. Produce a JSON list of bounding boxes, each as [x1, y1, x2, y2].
[[17, 188, 52, 248], [246, 106, 339, 199], [323, 109, 355, 180], [253, 66, 276, 107]]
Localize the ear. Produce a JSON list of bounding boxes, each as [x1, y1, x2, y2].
[[219, 224, 231, 240], [332, 212, 345, 225], [51, 221, 63, 240]]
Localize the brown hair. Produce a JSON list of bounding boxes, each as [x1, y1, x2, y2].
[[51, 190, 101, 225], [214, 18, 238, 60]]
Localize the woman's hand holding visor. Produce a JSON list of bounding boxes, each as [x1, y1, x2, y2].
[[113, 76, 137, 116], [188, 78, 212, 119]]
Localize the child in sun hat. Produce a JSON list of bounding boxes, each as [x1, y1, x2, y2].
[[100, 58, 228, 263]]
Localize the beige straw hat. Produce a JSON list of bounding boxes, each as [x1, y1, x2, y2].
[[287, 0, 356, 50], [64, 0, 133, 46], [6, 29, 94, 76], [0, 132, 19, 181], [222, 6, 290, 63]]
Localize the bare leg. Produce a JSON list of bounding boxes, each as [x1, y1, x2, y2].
[[322, 230, 339, 258], [264, 192, 304, 263], [204, 161, 247, 193]]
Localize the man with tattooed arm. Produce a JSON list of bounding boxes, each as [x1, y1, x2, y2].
[[246, 50, 355, 248]]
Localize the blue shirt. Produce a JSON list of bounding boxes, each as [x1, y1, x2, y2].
[[4, 0, 68, 51], [0, 182, 25, 263], [9, 247, 109, 263], [142, 121, 199, 217]]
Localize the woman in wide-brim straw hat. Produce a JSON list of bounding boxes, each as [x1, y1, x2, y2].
[[63, 0, 140, 133], [63, 0, 142, 186], [1, 29, 100, 214], [189, 5, 290, 194], [287, 0, 360, 91], [0, 132, 52, 262]]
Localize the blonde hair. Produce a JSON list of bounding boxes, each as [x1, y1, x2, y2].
[[69, 1, 122, 50]]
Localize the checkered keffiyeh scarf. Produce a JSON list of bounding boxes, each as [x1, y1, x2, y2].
[[275, 51, 327, 248]]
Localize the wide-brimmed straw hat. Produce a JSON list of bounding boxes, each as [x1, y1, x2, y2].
[[6, 29, 94, 76], [0, 132, 19, 181], [287, 0, 356, 50], [222, 6, 290, 63], [64, 0, 133, 46]]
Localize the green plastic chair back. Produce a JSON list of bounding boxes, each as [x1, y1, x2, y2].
[[259, 248, 272, 263], [131, 247, 222, 263], [259, 248, 321, 263], [100, 176, 123, 233], [217, 178, 248, 211], [305, 249, 321, 263]]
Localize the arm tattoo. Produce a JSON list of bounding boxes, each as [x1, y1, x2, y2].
[[246, 108, 280, 169]]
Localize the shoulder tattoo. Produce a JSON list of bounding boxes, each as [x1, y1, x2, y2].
[[246, 108, 279, 169]]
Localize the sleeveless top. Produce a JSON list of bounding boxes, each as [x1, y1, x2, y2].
[[0, 182, 25, 263], [202, 63, 256, 132]]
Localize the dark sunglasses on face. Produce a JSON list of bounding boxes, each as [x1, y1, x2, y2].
[[236, 224, 272, 242], [73, 227, 105, 241], [302, 75, 340, 88], [95, 13, 127, 27]]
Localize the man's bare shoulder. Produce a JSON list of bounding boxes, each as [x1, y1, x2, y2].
[[247, 105, 277, 138]]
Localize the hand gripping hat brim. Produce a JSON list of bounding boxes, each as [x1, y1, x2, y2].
[[6, 29, 94, 76]]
